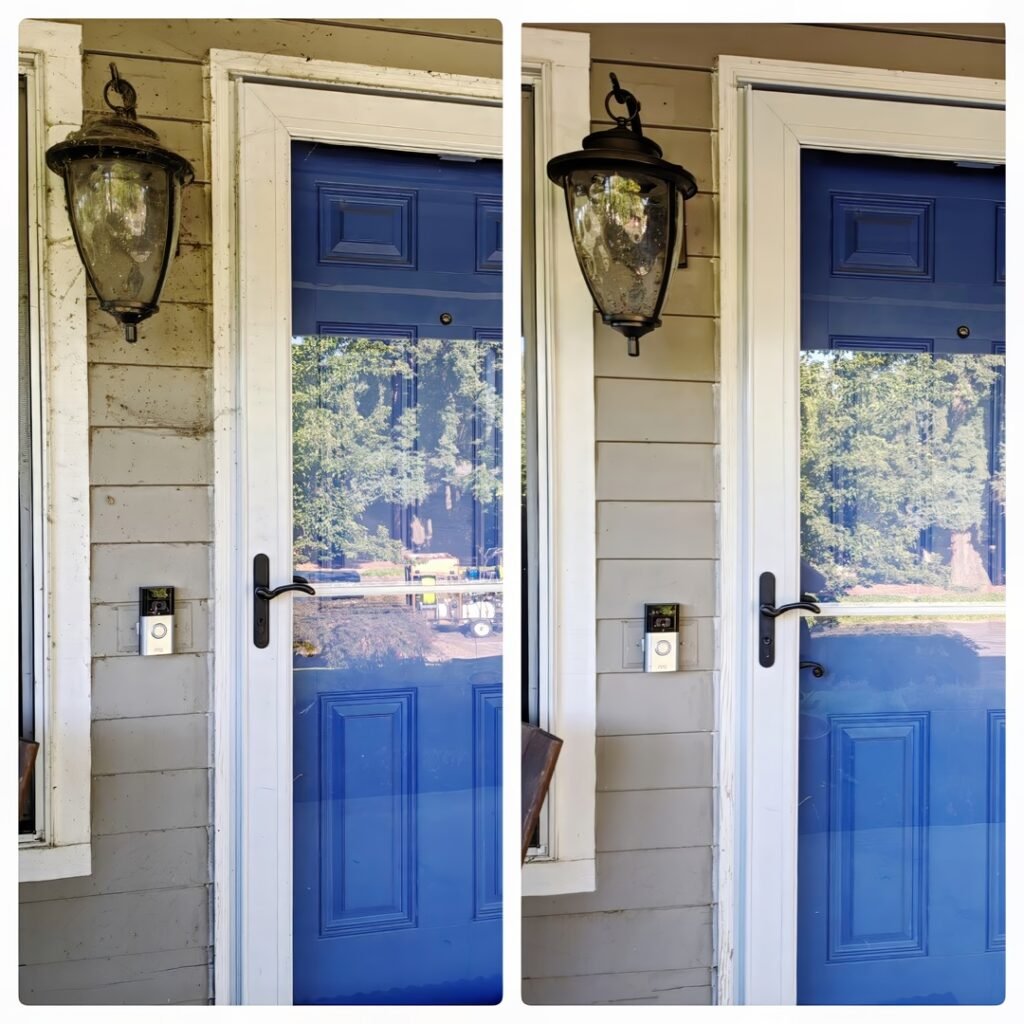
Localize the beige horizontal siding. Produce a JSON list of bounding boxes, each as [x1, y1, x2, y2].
[[596, 788, 714, 852], [533, 21, 1004, 75], [19, 947, 211, 1006], [597, 672, 714, 735], [92, 654, 210, 720], [71, 18, 500, 74], [523, 906, 714, 977], [89, 302, 213, 368], [524, 969, 710, 1006]]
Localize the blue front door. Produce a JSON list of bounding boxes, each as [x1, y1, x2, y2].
[[289, 143, 503, 1004], [797, 151, 1005, 1004]]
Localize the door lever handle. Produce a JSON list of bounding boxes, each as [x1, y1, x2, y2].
[[759, 596, 821, 618], [800, 660, 826, 678], [758, 572, 820, 668], [253, 555, 316, 648], [254, 576, 316, 601]]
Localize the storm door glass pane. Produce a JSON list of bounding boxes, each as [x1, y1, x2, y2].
[[796, 149, 1005, 1006], [290, 141, 502, 1005]]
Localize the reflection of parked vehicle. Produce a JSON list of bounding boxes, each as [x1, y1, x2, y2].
[[413, 570, 502, 637], [300, 568, 361, 584], [298, 568, 363, 598]]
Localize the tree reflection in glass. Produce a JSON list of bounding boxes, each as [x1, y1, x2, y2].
[[291, 332, 502, 576], [567, 170, 672, 320], [800, 349, 1005, 601]]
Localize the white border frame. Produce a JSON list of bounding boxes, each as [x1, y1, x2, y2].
[[209, 50, 501, 1004], [521, 28, 597, 897], [716, 57, 1004, 1005], [18, 20, 91, 884]]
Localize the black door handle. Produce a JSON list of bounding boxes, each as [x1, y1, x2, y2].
[[758, 571, 820, 668], [255, 577, 316, 602], [800, 660, 826, 678], [760, 598, 821, 618], [253, 554, 315, 649]]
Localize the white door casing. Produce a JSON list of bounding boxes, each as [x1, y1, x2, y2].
[[208, 52, 500, 1004], [521, 27, 598, 897], [715, 58, 1004, 1005]]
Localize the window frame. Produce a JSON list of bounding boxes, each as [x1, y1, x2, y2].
[[522, 28, 597, 896], [18, 19, 91, 883]]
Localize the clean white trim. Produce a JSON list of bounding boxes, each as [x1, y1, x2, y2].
[[717, 55, 1003, 107], [209, 50, 501, 1005], [521, 27, 596, 897], [716, 56, 1004, 1005], [18, 19, 91, 884]]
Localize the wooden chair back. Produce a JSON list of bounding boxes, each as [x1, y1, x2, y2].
[[521, 723, 563, 865]]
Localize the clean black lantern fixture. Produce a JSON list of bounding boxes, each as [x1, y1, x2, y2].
[[46, 64, 194, 343], [547, 74, 697, 357]]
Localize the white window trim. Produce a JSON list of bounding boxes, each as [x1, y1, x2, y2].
[[522, 28, 596, 896], [18, 20, 91, 883], [716, 56, 1005, 1005], [208, 49, 502, 1003]]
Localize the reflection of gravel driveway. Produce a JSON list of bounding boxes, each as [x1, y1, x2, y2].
[[426, 628, 503, 662]]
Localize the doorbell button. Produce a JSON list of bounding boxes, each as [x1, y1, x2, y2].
[[151, 622, 168, 639]]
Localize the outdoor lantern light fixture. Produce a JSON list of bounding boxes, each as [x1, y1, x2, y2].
[[46, 64, 194, 343], [547, 74, 698, 357]]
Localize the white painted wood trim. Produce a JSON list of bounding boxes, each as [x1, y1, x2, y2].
[[207, 48, 501, 103], [18, 20, 91, 884], [521, 27, 596, 897], [716, 61, 1004, 1005], [716, 55, 1004, 106], [19, 842, 91, 884], [209, 51, 501, 1005], [208, 50, 242, 1005]]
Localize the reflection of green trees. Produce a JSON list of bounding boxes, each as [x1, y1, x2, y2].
[[801, 351, 1003, 596], [599, 175, 648, 227], [71, 162, 168, 296], [292, 334, 502, 567]]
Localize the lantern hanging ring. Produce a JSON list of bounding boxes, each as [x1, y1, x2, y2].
[[605, 73, 643, 134], [103, 63, 139, 120]]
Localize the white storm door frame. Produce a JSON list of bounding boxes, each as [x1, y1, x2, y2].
[[716, 59, 1004, 1006], [209, 51, 500, 1005]]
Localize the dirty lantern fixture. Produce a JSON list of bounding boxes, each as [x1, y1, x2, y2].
[[547, 74, 698, 357], [45, 64, 194, 343]]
